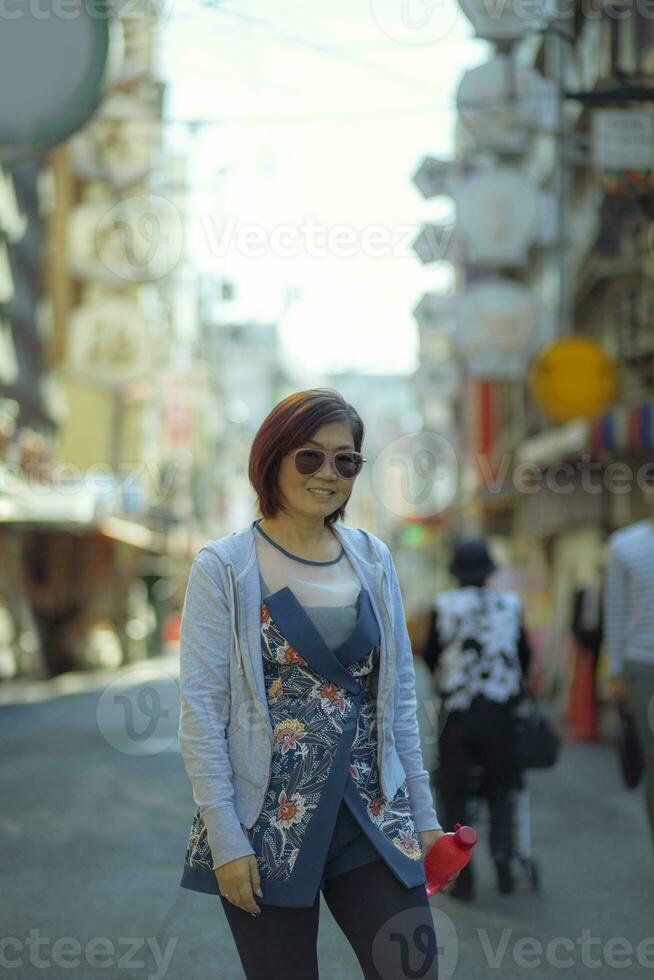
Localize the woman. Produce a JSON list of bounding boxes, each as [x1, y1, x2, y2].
[[421, 538, 532, 902], [177, 389, 448, 980]]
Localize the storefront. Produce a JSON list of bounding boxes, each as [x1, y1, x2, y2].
[[0, 467, 199, 680]]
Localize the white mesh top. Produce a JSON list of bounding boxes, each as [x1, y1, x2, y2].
[[253, 518, 363, 651]]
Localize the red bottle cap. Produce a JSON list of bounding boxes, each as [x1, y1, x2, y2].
[[453, 824, 478, 850]]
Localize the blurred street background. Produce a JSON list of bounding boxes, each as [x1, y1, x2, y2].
[[2, 0, 654, 977]]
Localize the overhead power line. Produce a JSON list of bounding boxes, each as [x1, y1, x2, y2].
[[197, 2, 449, 95]]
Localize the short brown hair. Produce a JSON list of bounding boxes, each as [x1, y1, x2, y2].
[[249, 388, 365, 526]]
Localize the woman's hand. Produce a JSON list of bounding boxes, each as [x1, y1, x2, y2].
[[215, 855, 262, 915], [419, 828, 443, 853], [419, 828, 461, 893]]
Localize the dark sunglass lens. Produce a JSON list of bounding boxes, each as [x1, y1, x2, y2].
[[335, 453, 359, 477], [295, 450, 324, 474]]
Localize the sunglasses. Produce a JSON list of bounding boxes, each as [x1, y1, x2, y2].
[[288, 447, 366, 479]]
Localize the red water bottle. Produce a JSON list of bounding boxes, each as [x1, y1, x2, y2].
[[424, 823, 478, 896]]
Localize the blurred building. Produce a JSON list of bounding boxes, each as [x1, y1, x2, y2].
[[325, 370, 416, 531], [0, 3, 208, 679], [325, 369, 449, 636], [412, 10, 654, 695], [513, 19, 654, 692], [198, 276, 292, 530]]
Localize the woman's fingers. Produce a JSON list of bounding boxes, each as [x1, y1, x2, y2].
[[249, 857, 263, 899], [221, 875, 261, 914], [234, 883, 261, 915]]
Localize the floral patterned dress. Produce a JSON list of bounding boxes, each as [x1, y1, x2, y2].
[[180, 584, 426, 906]]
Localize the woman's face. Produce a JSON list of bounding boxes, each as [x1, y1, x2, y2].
[[277, 420, 358, 520]]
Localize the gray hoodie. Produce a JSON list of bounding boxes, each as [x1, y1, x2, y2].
[[178, 519, 441, 870]]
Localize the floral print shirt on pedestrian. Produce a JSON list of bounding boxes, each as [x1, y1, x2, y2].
[[423, 586, 526, 712]]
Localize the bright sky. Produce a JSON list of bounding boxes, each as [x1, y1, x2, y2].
[[161, 0, 487, 377]]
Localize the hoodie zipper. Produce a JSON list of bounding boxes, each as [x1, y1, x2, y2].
[[226, 562, 244, 675], [335, 529, 396, 797], [226, 559, 273, 745], [376, 564, 393, 795]]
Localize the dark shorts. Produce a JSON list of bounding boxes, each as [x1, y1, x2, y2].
[[320, 797, 381, 887], [180, 795, 382, 898]]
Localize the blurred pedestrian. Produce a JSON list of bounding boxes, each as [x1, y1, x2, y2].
[[603, 467, 654, 854], [177, 389, 447, 980], [567, 568, 603, 741], [421, 537, 533, 901]]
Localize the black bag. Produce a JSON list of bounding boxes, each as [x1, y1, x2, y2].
[[512, 695, 561, 770], [617, 705, 644, 789]]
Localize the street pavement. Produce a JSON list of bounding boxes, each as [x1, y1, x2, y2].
[[2, 653, 653, 980]]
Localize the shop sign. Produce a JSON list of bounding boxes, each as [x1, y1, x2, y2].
[[454, 279, 550, 379], [412, 223, 457, 264], [453, 168, 540, 266], [161, 372, 196, 452], [69, 92, 160, 187], [413, 293, 455, 336], [529, 336, 617, 422], [592, 109, 654, 172], [68, 295, 151, 387], [411, 156, 455, 199], [68, 193, 183, 285], [415, 357, 461, 401], [457, 57, 557, 152]]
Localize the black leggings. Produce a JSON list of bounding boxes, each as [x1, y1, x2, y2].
[[219, 858, 440, 979]]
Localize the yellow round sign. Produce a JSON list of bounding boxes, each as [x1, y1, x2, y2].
[[529, 337, 617, 422]]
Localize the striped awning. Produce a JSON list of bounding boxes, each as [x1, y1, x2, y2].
[[589, 399, 654, 451]]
